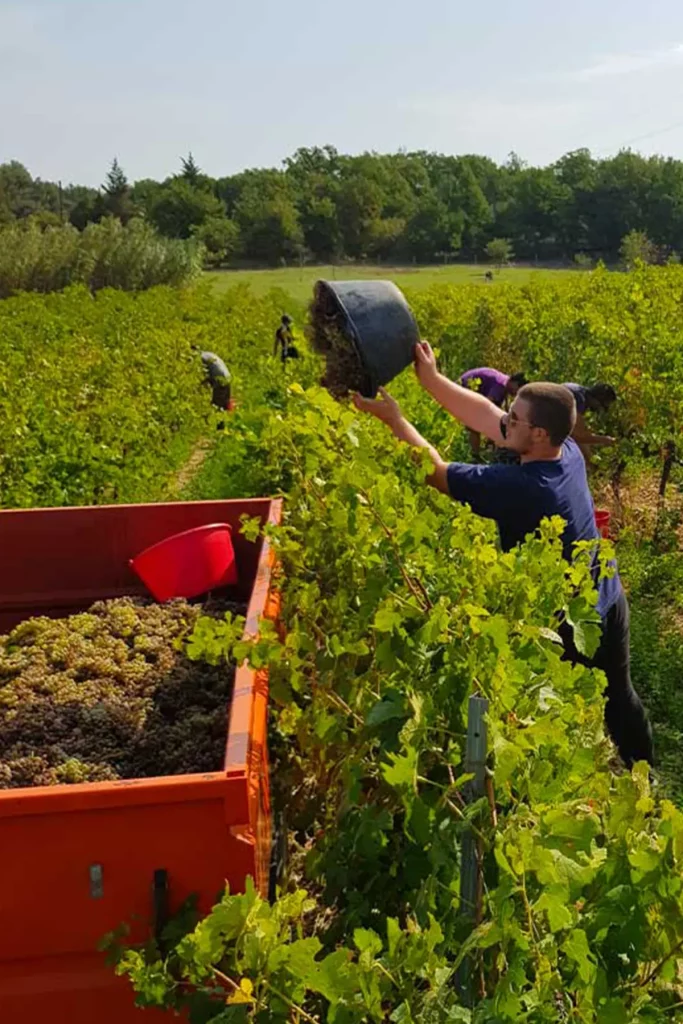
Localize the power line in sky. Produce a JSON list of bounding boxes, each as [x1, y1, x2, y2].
[[620, 118, 683, 148]]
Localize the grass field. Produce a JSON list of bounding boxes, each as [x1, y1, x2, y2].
[[206, 263, 580, 303]]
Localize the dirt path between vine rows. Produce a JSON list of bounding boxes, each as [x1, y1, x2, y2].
[[170, 438, 212, 495]]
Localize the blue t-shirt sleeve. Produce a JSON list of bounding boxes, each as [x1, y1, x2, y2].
[[446, 463, 525, 520], [563, 436, 584, 461]]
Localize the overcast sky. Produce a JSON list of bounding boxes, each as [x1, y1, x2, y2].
[[3, 0, 683, 186]]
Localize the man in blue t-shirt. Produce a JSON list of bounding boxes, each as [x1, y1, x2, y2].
[[354, 342, 653, 768]]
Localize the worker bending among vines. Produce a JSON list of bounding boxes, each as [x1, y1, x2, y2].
[[459, 366, 527, 459], [354, 344, 653, 769], [562, 381, 617, 459], [200, 351, 232, 410]]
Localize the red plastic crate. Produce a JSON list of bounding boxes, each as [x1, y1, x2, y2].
[[0, 498, 282, 1024]]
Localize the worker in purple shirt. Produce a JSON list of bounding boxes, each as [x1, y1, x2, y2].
[[354, 343, 653, 769], [459, 367, 527, 458]]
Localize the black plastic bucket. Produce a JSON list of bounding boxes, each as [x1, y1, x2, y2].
[[315, 279, 419, 397]]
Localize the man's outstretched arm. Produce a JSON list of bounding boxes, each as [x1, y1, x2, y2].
[[414, 342, 506, 444], [353, 389, 450, 493]]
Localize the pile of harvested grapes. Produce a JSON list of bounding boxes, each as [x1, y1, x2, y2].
[[0, 597, 244, 788], [307, 282, 370, 398]]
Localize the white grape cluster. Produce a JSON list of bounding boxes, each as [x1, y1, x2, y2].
[[0, 597, 243, 788]]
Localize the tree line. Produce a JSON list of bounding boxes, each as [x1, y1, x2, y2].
[[1, 146, 682, 267]]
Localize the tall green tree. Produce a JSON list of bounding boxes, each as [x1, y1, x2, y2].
[[180, 152, 201, 187], [234, 171, 303, 264], [130, 178, 163, 218], [403, 192, 460, 262], [422, 155, 491, 255], [102, 159, 135, 224], [497, 166, 570, 259], [65, 185, 100, 230], [642, 157, 683, 252], [191, 216, 240, 266], [587, 151, 653, 256], [0, 162, 35, 219], [284, 145, 342, 188], [336, 175, 383, 258], [620, 229, 659, 269], [285, 147, 343, 259], [149, 179, 225, 238], [553, 149, 597, 255], [0, 191, 12, 226], [486, 237, 514, 268]]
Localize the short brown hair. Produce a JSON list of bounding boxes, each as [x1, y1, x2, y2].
[[518, 383, 577, 446]]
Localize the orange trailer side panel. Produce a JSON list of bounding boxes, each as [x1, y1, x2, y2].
[[0, 498, 282, 1024]]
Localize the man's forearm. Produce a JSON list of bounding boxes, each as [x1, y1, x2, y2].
[[390, 416, 443, 468], [353, 380, 451, 492], [388, 415, 449, 493], [424, 373, 505, 442]]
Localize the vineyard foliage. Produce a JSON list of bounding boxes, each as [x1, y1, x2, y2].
[[410, 263, 683, 449], [0, 283, 288, 507], [116, 394, 683, 1023], [111, 267, 683, 1021], [0, 217, 203, 298], [5, 262, 681, 510]]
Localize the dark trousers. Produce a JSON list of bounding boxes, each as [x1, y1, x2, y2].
[[281, 345, 299, 364], [211, 382, 231, 410], [559, 591, 654, 767]]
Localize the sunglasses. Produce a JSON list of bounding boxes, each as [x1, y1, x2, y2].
[[507, 409, 536, 428]]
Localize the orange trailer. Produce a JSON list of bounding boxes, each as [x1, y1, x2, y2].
[[0, 498, 282, 1023]]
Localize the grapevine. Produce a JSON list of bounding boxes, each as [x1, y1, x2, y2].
[[114, 381, 683, 1022]]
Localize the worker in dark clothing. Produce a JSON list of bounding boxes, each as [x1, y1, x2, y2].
[[274, 315, 299, 364], [200, 351, 232, 409], [354, 343, 653, 769], [562, 382, 617, 459]]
